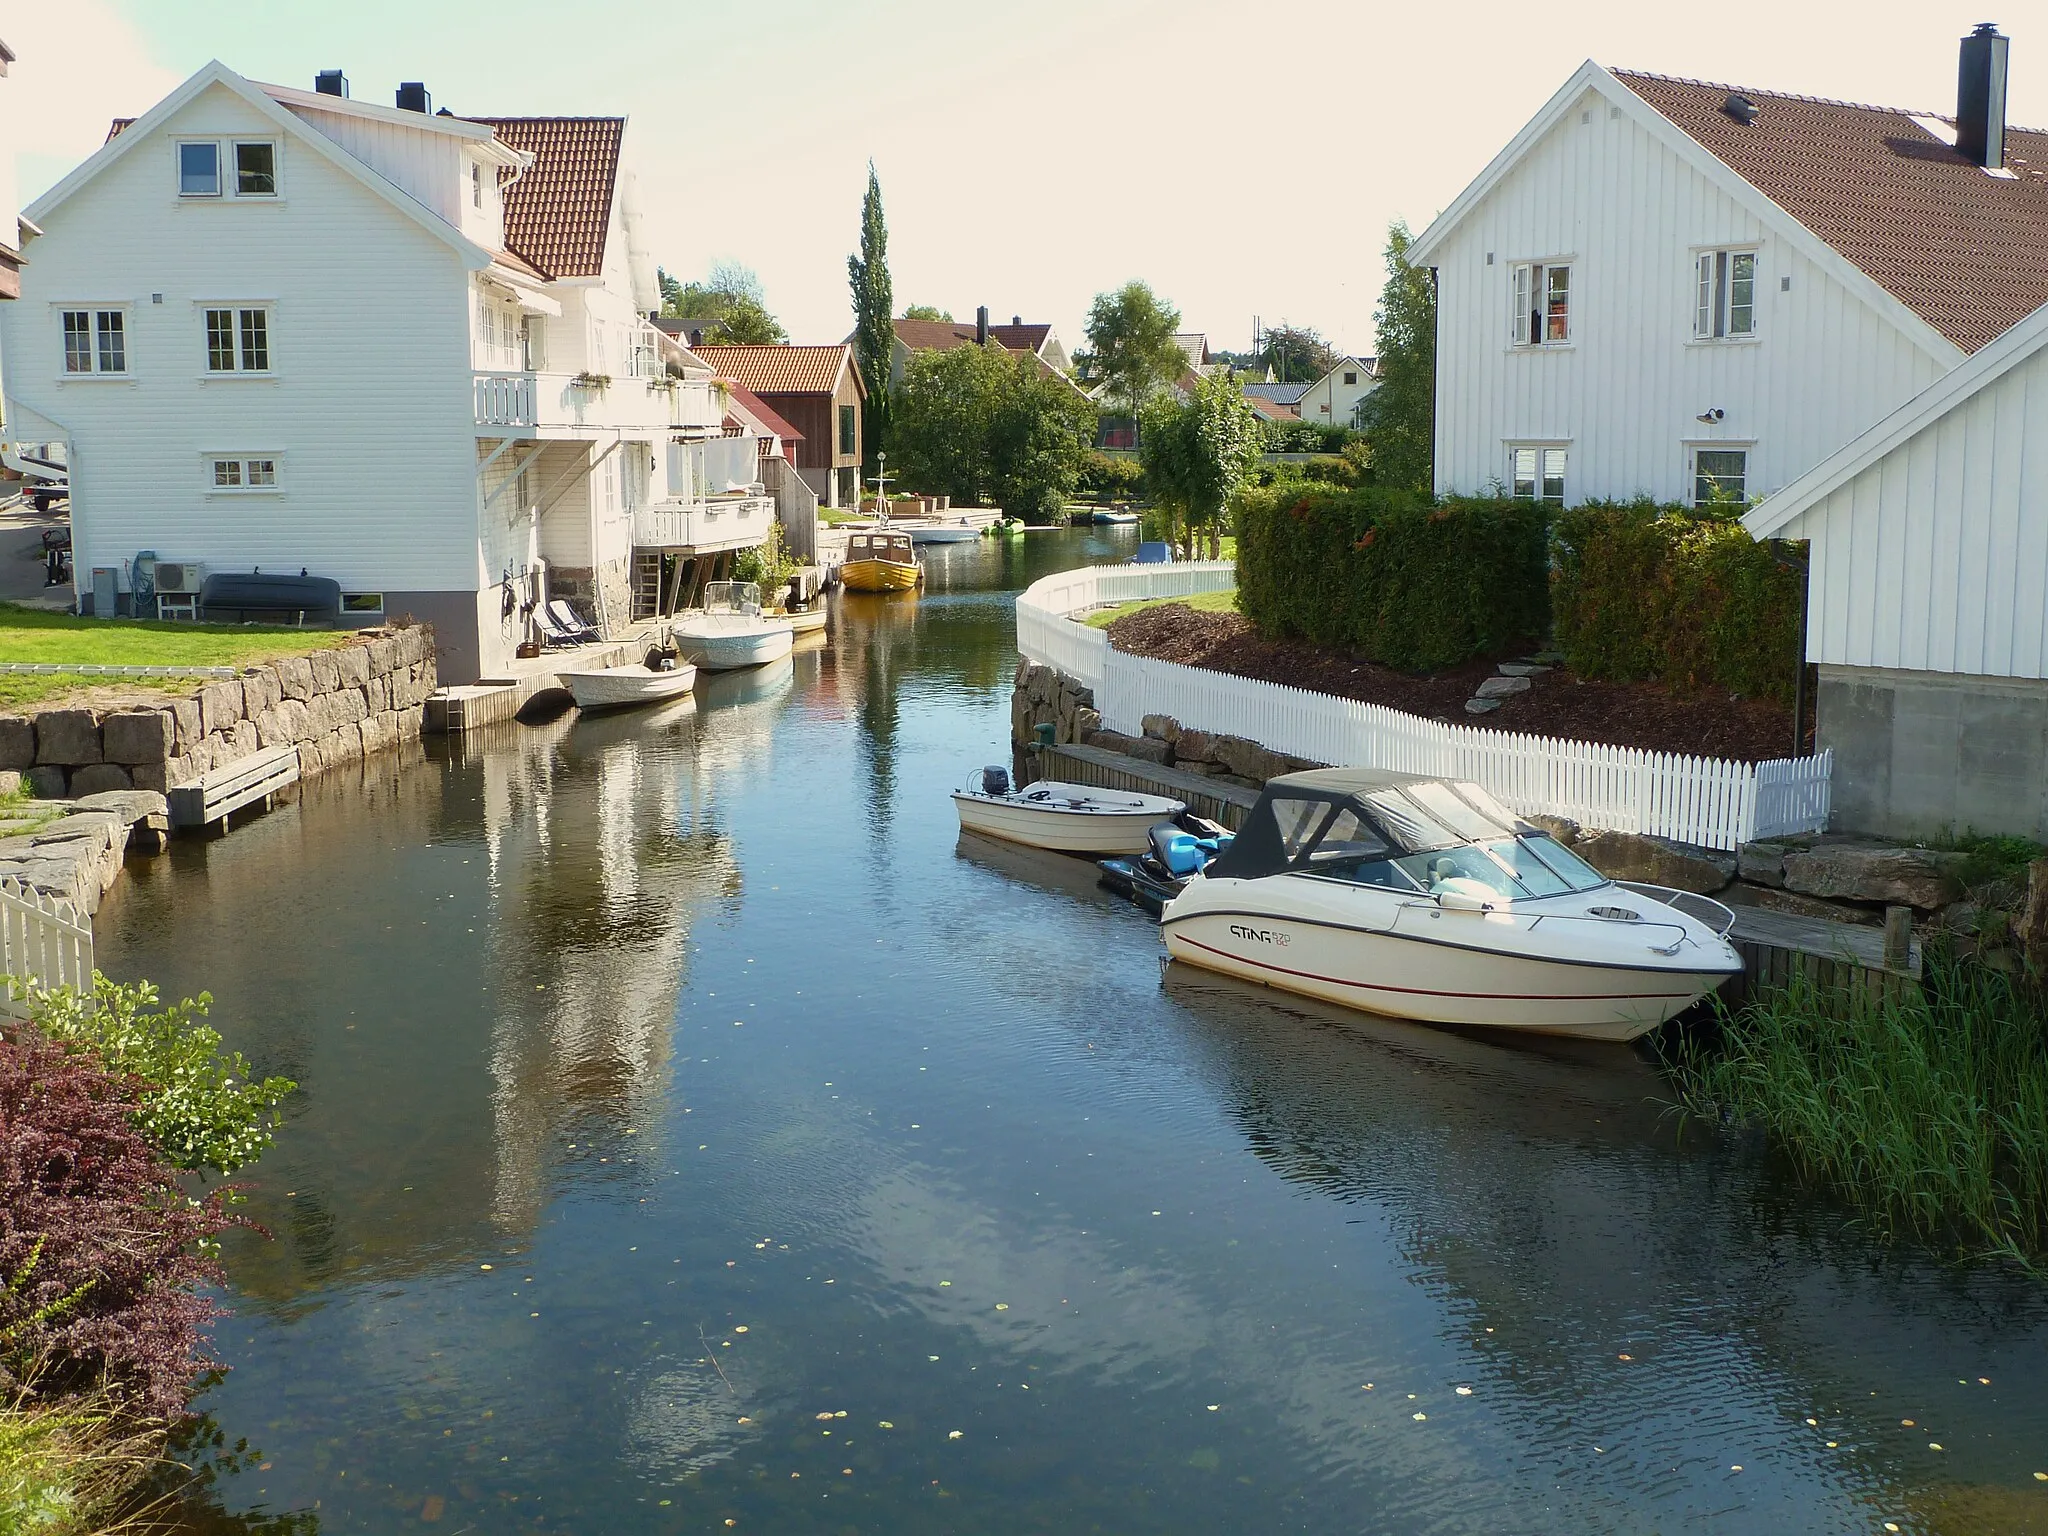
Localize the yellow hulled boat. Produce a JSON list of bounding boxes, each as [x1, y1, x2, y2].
[[840, 529, 923, 593]]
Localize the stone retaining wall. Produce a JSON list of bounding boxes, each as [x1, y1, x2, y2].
[[0, 625, 435, 800]]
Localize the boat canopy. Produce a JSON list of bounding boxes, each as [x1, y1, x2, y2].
[[1205, 769, 1531, 882], [849, 531, 914, 561]]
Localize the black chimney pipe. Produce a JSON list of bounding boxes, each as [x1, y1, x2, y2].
[[396, 81, 431, 114], [976, 306, 988, 345], [1957, 23, 2009, 169], [315, 69, 349, 99]]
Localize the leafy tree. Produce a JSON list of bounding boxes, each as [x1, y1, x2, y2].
[[659, 261, 787, 344], [988, 361, 1096, 523], [889, 347, 1093, 522], [1355, 220, 1436, 493], [1083, 281, 1186, 420], [25, 976, 293, 1180], [901, 304, 953, 322], [847, 164, 894, 475], [1257, 323, 1341, 383], [1140, 372, 1264, 558]]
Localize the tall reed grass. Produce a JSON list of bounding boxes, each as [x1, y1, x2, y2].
[[1665, 953, 2048, 1264], [0, 1386, 166, 1534]]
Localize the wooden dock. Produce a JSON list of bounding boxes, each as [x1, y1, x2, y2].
[[424, 636, 644, 733], [1043, 740, 1921, 1003], [1040, 742, 1261, 829]]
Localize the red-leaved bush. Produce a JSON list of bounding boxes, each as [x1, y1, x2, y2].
[[0, 1030, 231, 1416]]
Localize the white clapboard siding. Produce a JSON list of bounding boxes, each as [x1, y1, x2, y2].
[[1017, 563, 1830, 852], [1419, 73, 1950, 510], [0, 877, 94, 1019]]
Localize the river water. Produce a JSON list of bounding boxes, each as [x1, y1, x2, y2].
[[99, 529, 2048, 1534]]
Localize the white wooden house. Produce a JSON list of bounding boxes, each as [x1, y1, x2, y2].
[[1407, 27, 2048, 511], [0, 60, 774, 682], [1744, 299, 2048, 840], [1292, 357, 1376, 430]]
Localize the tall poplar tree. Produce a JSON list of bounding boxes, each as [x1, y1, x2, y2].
[[1355, 220, 1436, 492], [847, 164, 894, 478]]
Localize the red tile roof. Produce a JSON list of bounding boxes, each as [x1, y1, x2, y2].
[[469, 117, 624, 280], [1616, 70, 2048, 354], [988, 322, 1052, 354], [891, 317, 981, 351], [693, 344, 855, 397], [1245, 395, 1298, 420], [720, 382, 803, 442]]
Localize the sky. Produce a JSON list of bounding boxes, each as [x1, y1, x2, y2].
[[8, 0, 2048, 358]]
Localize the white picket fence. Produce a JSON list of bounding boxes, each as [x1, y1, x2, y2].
[[0, 875, 94, 1020], [1016, 562, 1830, 852]]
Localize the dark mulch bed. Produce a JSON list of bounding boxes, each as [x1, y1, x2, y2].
[[1105, 603, 1802, 762]]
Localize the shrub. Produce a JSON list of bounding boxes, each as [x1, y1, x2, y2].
[[732, 519, 798, 594], [1235, 485, 1550, 671], [1263, 420, 1354, 455], [1077, 450, 1146, 503], [0, 1031, 230, 1416], [22, 978, 293, 1181], [1552, 500, 1804, 703]]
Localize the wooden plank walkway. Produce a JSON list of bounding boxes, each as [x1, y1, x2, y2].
[[1041, 743, 1262, 829]]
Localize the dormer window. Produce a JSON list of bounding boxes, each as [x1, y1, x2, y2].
[[179, 142, 220, 197]]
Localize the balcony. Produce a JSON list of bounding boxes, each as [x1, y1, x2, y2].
[[475, 371, 720, 436], [633, 494, 776, 553]]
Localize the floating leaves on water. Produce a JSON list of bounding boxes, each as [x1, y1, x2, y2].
[[737, 1417, 753, 1425], [1979, 1377, 1992, 1385], [1617, 1353, 1632, 1362], [939, 1281, 951, 1287], [1928, 1443, 1943, 1452], [994, 1304, 1009, 1312], [479, 1264, 493, 1271], [1207, 1405, 1219, 1412], [835, 1411, 847, 1419], [948, 1430, 963, 1440], [2034, 1471, 2047, 1481], [816, 1413, 835, 1422], [1805, 1417, 1818, 1426], [1730, 1465, 1742, 1473], [842, 1468, 853, 1475], [733, 1326, 749, 1334], [1455, 1387, 1473, 1397], [1885, 1525, 1900, 1533], [1827, 1441, 1838, 1448], [1901, 1419, 1915, 1427], [725, 1521, 736, 1528], [929, 1355, 940, 1362], [879, 1421, 894, 1430], [1412, 1413, 1427, 1422]]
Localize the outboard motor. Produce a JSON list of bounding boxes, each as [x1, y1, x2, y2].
[[980, 765, 1012, 797]]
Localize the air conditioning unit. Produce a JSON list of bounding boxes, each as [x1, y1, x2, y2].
[[154, 561, 207, 595]]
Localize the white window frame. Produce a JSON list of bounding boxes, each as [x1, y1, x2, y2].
[[341, 592, 386, 616], [58, 307, 130, 377], [1507, 442, 1569, 503], [205, 453, 285, 496], [471, 162, 484, 210], [1689, 444, 1752, 508], [176, 138, 281, 200], [201, 304, 274, 374], [1510, 260, 1573, 346], [1692, 249, 1759, 341]]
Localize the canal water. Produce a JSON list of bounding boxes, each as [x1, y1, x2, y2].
[[100, 529, 2048, 1534]]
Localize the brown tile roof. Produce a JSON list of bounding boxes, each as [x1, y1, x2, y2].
[[720, 382, 804, 442], [892, 317, 980, 350], [1246, 395, 1299, 420], [988, 322, 1052, 354], [693, 344, 855, 397], [1615, 70, 2048, 354], [491, 248, 550, 282], [469, 117, 624, 280]]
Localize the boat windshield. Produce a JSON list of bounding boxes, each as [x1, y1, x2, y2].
[[851, 533, 913, 559], [1382, 835, 1607, 900]]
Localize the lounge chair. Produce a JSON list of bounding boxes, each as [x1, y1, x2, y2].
[[532, 608, 581, 649], [547, 600, 600, 642]]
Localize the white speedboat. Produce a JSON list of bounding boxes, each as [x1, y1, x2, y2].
[[1160, 768, 1742, 1043], [951, 767, 1185, 855], [559, 659, 697, 711], [906, 522, 983, 545], [779, 604, 828, 635], [672, 581, 796, 671]]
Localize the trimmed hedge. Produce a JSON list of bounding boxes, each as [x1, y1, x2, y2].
[[1236, 485, 1550, 672], [1552, 500, 1804, 704]]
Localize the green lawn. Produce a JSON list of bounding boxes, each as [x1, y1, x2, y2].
[[1083, 587, 1239, 629], [0, 603, 352, 711]]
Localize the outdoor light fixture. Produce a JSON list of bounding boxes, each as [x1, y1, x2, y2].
[[1696, 408, 1726, 422]]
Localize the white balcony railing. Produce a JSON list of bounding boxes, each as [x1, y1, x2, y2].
[[475, 371, 537, 428], [475, 371, 720, 434], [634, 494, 774, 551]]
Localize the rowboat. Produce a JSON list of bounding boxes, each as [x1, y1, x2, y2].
[[672, 581, 796, 671], [951, 766, 1185, 855], [779, 605, 828, 635], [1160, 768, 1742, 1042], [840, 529, 923, 592], [559, 659, 697, 711]]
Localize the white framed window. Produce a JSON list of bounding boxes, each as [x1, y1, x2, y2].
[[178, 141, 220, 197], [1692, 446, 1750, 507], [179, 140, 279, 198], [1511, 262, 1572, 345], [342, 593, 385, 616], [1509, 444, 1568, 502], [61, 309, 127, 374], [1694, 250, 1757, 339], [208, 455, 282, 493], [204, 307, 271, 371]]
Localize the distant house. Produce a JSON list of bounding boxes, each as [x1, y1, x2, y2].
[[693, 344, 865, 508], [1745, 299, 2048, 840], [0, 60, 779, 681], [1293, 357, 1377, 429], [1241, 380, 1309, 415], [1407, 25, 2048, 509], [880, 308, 1077, 389]]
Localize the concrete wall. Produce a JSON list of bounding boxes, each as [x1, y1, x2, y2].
[[1817, 663, 2048, 839]]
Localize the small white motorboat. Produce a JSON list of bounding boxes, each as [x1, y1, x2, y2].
[[907, 522, 983, 545], [1160, 768, 1743, 1043], [951, 766, 1185, 855], [779, 605, 828, 635], [559, 659, 697, 711], [1091, 509, 1141, 526], [672, 581, 796, 671]]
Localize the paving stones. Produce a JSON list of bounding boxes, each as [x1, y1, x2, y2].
[[1464, 697, 1503, 714], [1475, 675, 1533, 699]]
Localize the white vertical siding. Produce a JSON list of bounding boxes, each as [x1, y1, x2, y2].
[[1429, 87, 1952, 506], [284, 102, 464, 225], [0, 81, 477, 596], [1782, 343, 2048, 677]]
